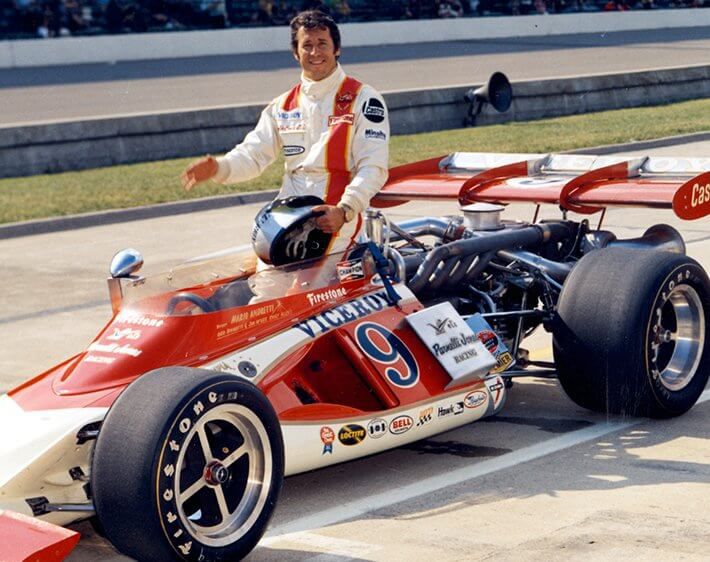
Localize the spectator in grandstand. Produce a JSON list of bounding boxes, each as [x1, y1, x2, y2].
[[437, 0, 464, 16]]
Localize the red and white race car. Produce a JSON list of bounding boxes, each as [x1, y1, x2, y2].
[[1, 151, 709, 561]]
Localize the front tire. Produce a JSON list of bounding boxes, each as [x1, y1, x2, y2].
[[91, 367, 284, 561], [553, 248, 710, 418]]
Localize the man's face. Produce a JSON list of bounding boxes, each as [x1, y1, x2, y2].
[[293, 26, 340, 82]]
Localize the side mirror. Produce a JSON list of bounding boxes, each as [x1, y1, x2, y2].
[[109, 248, 144, 278], [464, 72, 512, 127]]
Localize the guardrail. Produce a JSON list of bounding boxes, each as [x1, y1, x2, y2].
[[1, 64, 708, 178]]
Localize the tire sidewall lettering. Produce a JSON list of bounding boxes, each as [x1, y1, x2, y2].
[[156, 382, 251, 561]]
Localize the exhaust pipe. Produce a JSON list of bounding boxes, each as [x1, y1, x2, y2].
[[409, 222, 574, 293]]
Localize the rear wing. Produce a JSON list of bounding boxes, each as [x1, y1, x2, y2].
[[373, 152, 710, 220]]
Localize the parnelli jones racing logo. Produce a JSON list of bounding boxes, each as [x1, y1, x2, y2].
[[296, 291, 390, 338]]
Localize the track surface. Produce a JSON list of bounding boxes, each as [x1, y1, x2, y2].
[[0, 140, 708, 561], [1, 27, 709, 125]]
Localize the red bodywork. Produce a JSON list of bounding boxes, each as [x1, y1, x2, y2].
[[374, 153, 710, 220], [9, 262, 454, 423]]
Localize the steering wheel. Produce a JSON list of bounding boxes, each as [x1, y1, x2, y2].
[[166, 292, 216, 315]]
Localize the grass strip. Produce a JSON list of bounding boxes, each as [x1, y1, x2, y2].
[[1, 99, 708, 225]]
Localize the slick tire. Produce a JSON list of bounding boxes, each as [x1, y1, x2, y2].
[[553, 248, 710, 418], [91, 368, 284, 562]]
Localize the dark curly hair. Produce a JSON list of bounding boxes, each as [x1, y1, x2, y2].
[[290, 10, 341, 53]]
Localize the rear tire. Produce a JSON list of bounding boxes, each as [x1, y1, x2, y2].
[[553, 248, 709, 417], [92, 367, 284, 561]]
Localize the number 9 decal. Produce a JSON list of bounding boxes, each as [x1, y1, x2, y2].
[[354, 322, 419, 388]]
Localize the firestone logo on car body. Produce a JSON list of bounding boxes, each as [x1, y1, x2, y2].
[[306, 287, 348, 306]]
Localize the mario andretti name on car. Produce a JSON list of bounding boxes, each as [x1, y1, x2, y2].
[[296, 291, 389, 338]]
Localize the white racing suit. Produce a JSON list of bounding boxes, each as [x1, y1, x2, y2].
[[214, 64, 389, 298], [214, 63, 390, 256]]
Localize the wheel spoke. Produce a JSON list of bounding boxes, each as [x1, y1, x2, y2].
[[180, 477, 207, 503], [197, 423, 213, 463], [223, 444, 248, 468], [215, 484, 231, 522]]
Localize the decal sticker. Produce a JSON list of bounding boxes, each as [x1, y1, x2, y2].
[[306, 287, 348, 306], [320, 426, 335, 454], [428, 317, 457, 336], [389, 415, 413, 435], [416, 407, 433, 427], [337, 92, 355, 104], [87, 342, 142, 357], [466, 314, 515, 373], [362, 98, 385, 123], [217, 301, 290, 339], [506, 177, 567, 189], [407, 303, 496, 384], [464, 390, 488, 409], [437, 402, 464, 418], [295, 291, 390, 338], [84, 354, 116, 365], [116, 312, 164, 328], [338, 424, 367, 446], [106, 328, 141, 341], [337, 259, 365, 283], [354, 322, 420, 388], [367, 418, 387, 439], [283, 145, 305, 156], [328, 114, 354, 127], [364, 129, 386, 141], [277, 110, 302, 120]]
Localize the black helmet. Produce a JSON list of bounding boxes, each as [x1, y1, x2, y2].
[[251, 196, 333, 266]]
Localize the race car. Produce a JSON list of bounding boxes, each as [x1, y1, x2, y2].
[[1, 151, 709, 561]]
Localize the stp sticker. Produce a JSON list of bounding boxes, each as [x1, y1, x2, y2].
[[389, 415, 413, 435]]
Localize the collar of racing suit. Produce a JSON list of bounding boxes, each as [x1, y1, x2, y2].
[[300, 63, 346, 102]]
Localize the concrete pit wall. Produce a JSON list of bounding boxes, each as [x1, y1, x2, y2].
[[1, 64, 708, 178]]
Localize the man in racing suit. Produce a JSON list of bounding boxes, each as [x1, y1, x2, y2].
[[181, 9, 390, 259]]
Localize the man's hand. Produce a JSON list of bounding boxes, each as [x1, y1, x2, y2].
[[181, 156, 218, 191], [312, 204, 346, 234]]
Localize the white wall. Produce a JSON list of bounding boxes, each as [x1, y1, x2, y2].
[[0, 11, 707, 68]]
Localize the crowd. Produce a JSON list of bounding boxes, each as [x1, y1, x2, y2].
[[1, 0, 706, 39]]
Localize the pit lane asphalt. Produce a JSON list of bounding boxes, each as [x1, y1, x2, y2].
[[1, 26, 709, 125], [1, 139, 708, 561]]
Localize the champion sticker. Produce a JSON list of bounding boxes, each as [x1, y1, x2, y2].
[[337, 259, 365, 283], [362, 98, 385, 123]]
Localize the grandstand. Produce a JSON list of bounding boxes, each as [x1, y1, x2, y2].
[[0, 0, 706, 40]]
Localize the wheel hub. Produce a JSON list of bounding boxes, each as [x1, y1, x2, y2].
[[204, 461, 229, 486]]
